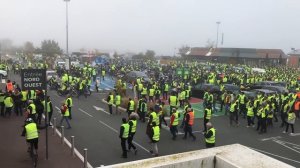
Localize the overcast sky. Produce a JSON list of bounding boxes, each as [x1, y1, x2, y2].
[[0, 0, 299, 55]]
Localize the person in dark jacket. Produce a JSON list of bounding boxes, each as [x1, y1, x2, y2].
[[35, 98, 44, 125], [12, 89, 23, 116]]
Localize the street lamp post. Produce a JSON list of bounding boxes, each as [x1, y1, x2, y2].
[[216, 21, 221, 48], [64, 0, 71, 70]]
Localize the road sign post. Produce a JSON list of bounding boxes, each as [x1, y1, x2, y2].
[[21, 69, 48, 159]]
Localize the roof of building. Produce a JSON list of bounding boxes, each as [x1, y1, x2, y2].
[[183, 47, 287, 59]]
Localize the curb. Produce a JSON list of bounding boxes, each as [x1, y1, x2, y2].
[[43, 114, 93, 168]]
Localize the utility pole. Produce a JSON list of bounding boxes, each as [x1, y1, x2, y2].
[[216, 21, 221, 48]]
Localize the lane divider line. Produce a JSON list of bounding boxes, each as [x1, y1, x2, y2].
[[78, 108, 94, 117]]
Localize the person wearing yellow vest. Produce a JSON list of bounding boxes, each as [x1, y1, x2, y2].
[[283, 110, 296, 135], [246, 101, 255, 127], [204, 122, 216, 148], [21, 118, 39, 156], [101, 69, 106, 81], [21, 90, 28, 109], [128, 116, 138, 155], [149, 87, 155, 102], [26, 100, 37, 121], [28, 90, 36, 100], [229, 99, 239, 126], [159, 101, 168, 127], [259, 102, 268, 134], [65, 95, 73, 119], [59, 101, 71, 129], [163, 83, 169, 100], [107, 92, 114, 114], [119, 117, 129, 158], [147, 107, 158, 139], [169, 93, 178, 115], [183, 108, 196, 141], [179, 89, 186, 108], [42, 96, 53, 126], [238, 92, 247, 118], [280, 100, 289, 128], [127, 98, 135, 117], [141, 87, 148, 99], [203, 104, 212, 132], [169, 108, 180, 140], [4, 92, 14, 117], [266, 101, 274, 127], [139, 98, 147, 123], [154, 89, 161, 102], [115, 93, 121, 115], [0, 90, 5, 117], [150, 121, 160, 157]]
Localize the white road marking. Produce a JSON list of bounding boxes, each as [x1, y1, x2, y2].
[[275, 140, 300, 147], [78, 108, 93, 117], [250, 147, 300, 164], [274, 140, 300, 154], [105, 88, 111, 91], [93, 105, 110, 115], [101, 82, 114, 89], [290, 133, 300, 136], [98, 120, 150, 153], [42, 114, 93, 168], [1, 79, 5, 83], [55, 106, 61, 114], [260, 136, 282, 141], [294, 146, 300, 150]]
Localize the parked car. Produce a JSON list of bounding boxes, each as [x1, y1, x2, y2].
[[241, 90, 257, 100], [248, 81, 286, 90], [0, 69, 7, 79], [123, 71, 151, 84], [224, 84, 240, 95], [261, 85, 289, 94], [253, 89, 276, 97], [191, 83, 221, 99]]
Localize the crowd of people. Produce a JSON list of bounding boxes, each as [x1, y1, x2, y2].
[[102, 60, 299, 158], [3, 58, 299, 160]]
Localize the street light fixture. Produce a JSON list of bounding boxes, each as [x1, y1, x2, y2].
[[216, 21, 221, 48], [64, 0, 71, 70]]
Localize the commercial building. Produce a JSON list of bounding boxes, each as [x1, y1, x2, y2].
[[180, 47, 287, 66]]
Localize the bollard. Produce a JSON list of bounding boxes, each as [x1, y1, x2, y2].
[[53, 118, 57, 136], [84, 148, 88, 168], [61, 126, 65, 145], [71, 136, 75, 157]]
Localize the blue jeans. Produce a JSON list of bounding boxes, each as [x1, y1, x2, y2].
[[60, 116, 71, 128]]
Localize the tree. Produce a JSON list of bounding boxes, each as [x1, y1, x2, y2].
[[23, 41, 35, 60], [0, 39, 13, 54], [178, 45, 190, 57], [113, 51, 119, 59], [144, 50, 155, 60], [41, 40, 62, 58], [132, 52, 144, 60]]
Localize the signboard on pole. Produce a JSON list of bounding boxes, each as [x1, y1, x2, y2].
[[21, 69, 46, 90]]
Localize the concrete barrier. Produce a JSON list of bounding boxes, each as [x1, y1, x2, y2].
[[99, 144, 294, 168]]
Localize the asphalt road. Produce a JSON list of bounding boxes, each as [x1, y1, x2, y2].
[[7, 72, 300, 167]]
